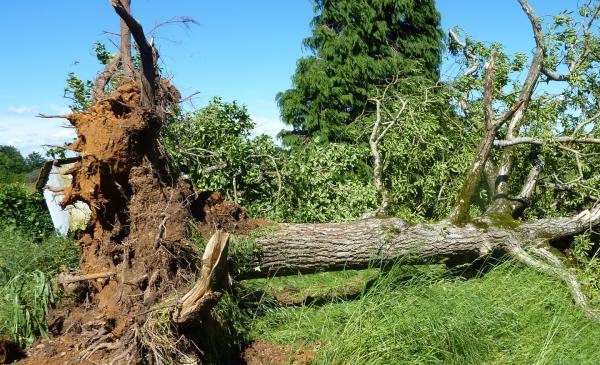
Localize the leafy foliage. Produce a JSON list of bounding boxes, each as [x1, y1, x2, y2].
[[352, 80, 475, 220], [163, 97, 280, 208], [163, 98, 377, 222], [24, 152, 45, 171], [64, 72, 93, 112], [0, 184, 54, 238], [0, 270, 55, 347], [277, 0, 444, 145], [268, 142, 377, 222], [0, 145, 27, 184]]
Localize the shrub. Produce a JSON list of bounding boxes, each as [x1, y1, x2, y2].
[[0, 184, 54, 238]]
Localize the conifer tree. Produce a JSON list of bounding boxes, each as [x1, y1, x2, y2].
[[277, 0, 444, 145]]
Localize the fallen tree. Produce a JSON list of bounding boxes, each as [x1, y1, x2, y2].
[[16, 0, 600, 364], [237, 203, 600, 321]]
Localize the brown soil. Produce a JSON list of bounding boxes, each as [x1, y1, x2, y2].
[[242, 341, 315, 365], [17, 83, 264, 364]]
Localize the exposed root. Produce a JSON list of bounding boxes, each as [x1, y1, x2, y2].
[[509, 244, 600, 322]]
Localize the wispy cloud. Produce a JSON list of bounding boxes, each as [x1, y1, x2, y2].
[[251, 115, 285, 139], [7, 105, 38, 114], [0, 111, 75, 156]]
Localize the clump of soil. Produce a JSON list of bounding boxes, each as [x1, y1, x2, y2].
[[195, 190, 267, 239], [19, 83, 259, 364]]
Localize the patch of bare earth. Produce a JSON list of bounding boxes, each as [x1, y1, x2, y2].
[[242, 341, 315, 365]]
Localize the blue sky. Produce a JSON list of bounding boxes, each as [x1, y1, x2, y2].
[[0, 0, 571, 156]]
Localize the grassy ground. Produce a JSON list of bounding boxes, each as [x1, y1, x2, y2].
[[0, 226, 79, 346], [244, 262, 600, 365]]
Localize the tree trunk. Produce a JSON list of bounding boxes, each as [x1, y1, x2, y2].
[[239, 206, 600, 279], [119, 0, 134, 78]]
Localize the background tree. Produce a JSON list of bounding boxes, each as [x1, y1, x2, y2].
[[277, 0, 444, 145], [0, 146, 26, 183], [163, 97, 281, 209], [24, 152, 45, 171]]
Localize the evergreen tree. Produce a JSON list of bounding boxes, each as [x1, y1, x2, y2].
[[277, 0, 444, 145]]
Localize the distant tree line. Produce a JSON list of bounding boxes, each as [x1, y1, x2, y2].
[[0, 146, 45, 184]]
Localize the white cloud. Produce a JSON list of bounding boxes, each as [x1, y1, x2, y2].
[[0, 112, 75, 156], [251, 115, 285, 139], [7, 105, 38, 114]]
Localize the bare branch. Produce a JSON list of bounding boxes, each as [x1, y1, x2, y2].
[[541, 67, 569, 81], [37, 113, 70, 119], [484, 51, 497, 127], [202, 162, 227, 174], [510, 245, 600, 322], [573, 110, 600, 135], [449, 51, 501, 224], [92, 53, 122, 101], [369, 99, 390, 213], [448, 28, 480, 76], [148, 16, 199, 36], [487, 0, 548, 215], [541, 181, 600, 202], [506, 0, 545, 137], [494, 136, 600, 147], [511, 160, 544, 218], [59, 271, 115, 284]]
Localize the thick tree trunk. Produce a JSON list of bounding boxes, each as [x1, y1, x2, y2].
[[240, 205, 600, 278]]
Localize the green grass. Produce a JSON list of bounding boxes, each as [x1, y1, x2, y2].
[[0, 226, 79, 346], [246, 262, 600, 365]]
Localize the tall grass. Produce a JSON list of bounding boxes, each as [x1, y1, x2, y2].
[[0, 226, 79, 346], [248, 262, 600, 364]]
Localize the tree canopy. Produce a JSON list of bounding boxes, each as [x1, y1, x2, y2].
[[0, 146, 45, 184], [277, 0, 444, 145]]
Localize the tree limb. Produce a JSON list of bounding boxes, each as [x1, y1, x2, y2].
[[509, 245, 600, 321], [92, 53, 121, 101], [110, 0, 157, 108], [448, 28, 480, 77], [488, 0, 546, 214], [449, 51, 498, 224], [494, 136, 600, 147], [511, 160, 544, 218]]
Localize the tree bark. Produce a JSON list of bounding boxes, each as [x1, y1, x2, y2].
[[119, 0, 135, 78], [239, 204, 600, 279], [449, 51, 498, 224], [110, 0, 157, 108]]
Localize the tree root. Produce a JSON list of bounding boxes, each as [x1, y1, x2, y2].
[[509, 244, 600, 322]]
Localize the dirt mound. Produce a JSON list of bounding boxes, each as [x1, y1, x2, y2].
[[17, 80, 269, 364], [195, 190, 268, 239], [16, 82, 259, 364]]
